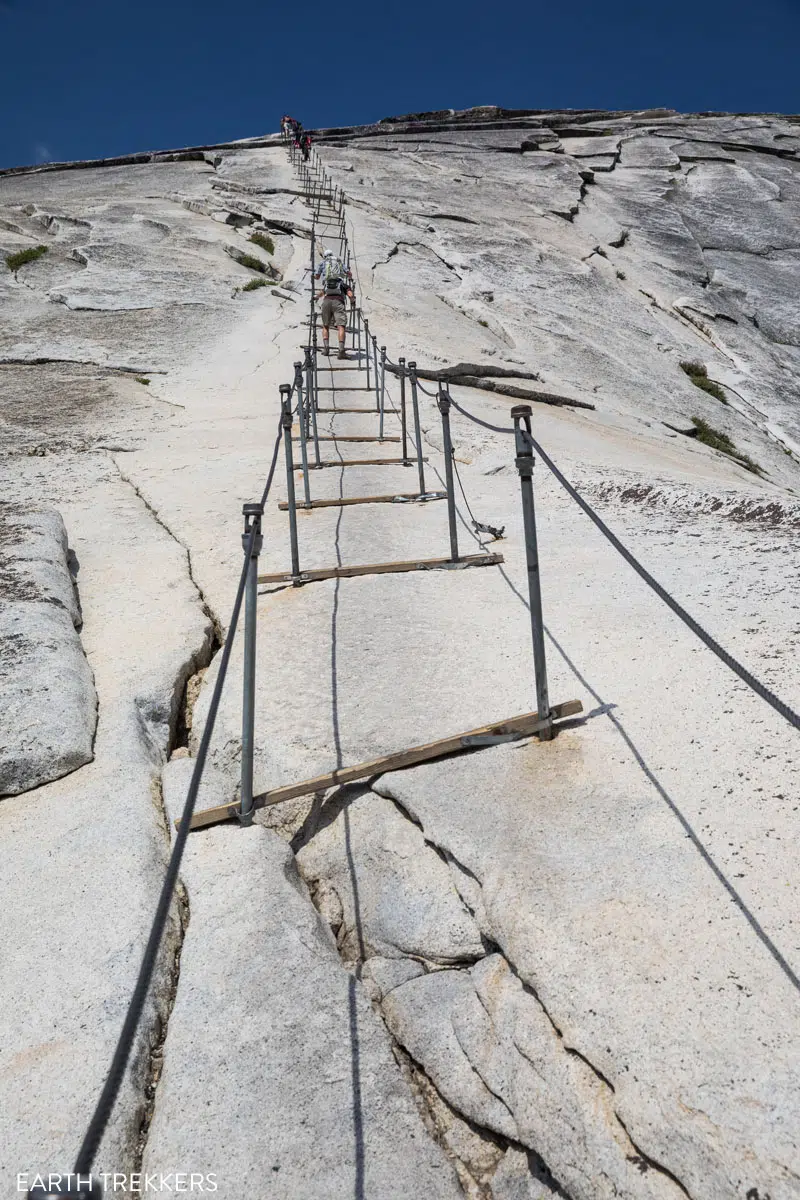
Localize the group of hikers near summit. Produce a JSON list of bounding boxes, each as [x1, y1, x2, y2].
[[281, 117, 354, 356], [281, 115, 312, 160]]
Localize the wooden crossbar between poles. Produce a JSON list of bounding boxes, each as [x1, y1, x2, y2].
[[278, 492, 446, 510], [315, 407, 384, 413], [179, 700, 583, 830], [299, 457, 427, 469], [292, 436, 401, 443], [257, 551, 503, 586]]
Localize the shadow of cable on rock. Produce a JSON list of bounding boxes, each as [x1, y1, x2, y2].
[[419, 421, 800, 997], [325, 405, 365, 1200], [497, 563, 800, 999]]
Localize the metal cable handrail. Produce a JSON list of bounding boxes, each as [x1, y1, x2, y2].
[[447, 394, 800, 734], [71, 418, 284, 1179]]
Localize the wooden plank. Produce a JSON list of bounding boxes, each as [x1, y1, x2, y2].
[[317, 386, 375, 391], [300, 457, 427, 469], [292, 436, 401, 443], [180, 700, 583, 831], [278, 492, 445, 510], [316, 407, 380, 413], [257, 551, 503, 585]]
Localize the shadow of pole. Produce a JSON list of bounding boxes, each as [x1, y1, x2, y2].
[[497, 565, 800, 998]]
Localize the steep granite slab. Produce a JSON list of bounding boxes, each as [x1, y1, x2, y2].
[[0, 506, 96, 794], [143, 759, 462, 1200], [0, 455, 212, 1181], [373, 736, 800, 1198]]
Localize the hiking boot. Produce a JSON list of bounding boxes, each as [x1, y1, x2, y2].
[[321, 344, 330, 356], [337, 347, 347, 359]]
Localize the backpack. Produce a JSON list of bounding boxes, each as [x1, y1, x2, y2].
[[323, 258, 347, 295]]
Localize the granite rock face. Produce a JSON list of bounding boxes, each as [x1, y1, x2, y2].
[[296, 789, 487, 965], [383, 955, 686, 1200], [0, 506, 96, 794], [313, 106, 800, 482], [143, 761, 462, 1200], [2, 107, 800, 1199]]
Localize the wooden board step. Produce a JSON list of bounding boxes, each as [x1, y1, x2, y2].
[[179, 700, 583, 830], [278, 492, 446, 510], [299, 457, 425, 469], [258, 551, 503, 586], [292, 436, 401, 443]]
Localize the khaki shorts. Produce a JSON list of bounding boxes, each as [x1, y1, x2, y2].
[[321, 295, 347, 329]]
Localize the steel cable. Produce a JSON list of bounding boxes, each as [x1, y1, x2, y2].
[[447, 395, 800, 733], [303, 153, 795, 734], [451, 454, 505, 541], [73, 417, 284, 1176]]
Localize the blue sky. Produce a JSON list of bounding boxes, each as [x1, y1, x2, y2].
[[2, 0, 798, 169]]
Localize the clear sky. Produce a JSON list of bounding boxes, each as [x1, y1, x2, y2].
[[2, 0, 798, 169]]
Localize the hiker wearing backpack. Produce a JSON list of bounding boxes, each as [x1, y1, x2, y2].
[[315, 250, 353, 358]]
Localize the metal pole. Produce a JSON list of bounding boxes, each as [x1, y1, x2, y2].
[[356, 307, 362, 363], [364, 318, 371, 388], [305, 348, 321, 466], [437, 389, 459, 562], [372, 336, 380, 411], [281, 386, 301, 578], [379, 346, 386, 440], [295, 361, 311, 505], [512, 405, 552, 740], [310, 230, 317, 352], [239, 502, 263, 823], [408, 362, 427, 495], [398, 357, 409, 463]]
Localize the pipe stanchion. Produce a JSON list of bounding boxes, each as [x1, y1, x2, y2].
[[310, 229, 317, 353], [408, 362, 427, 496], [281, 386, 301, 579], [399, 357, 409, 463], [437, 388, 459, 562], [372, 336, 380, 411], [294, 361, 311, 506], [511, 404, 552, 740], [364, 318, 371, 388], [239, 501, 263, 824], [305, 348, 322, 466], [379, 346, 387, 440]]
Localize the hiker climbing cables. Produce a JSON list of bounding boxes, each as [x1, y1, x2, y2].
[[315, 249, 354, 358]]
